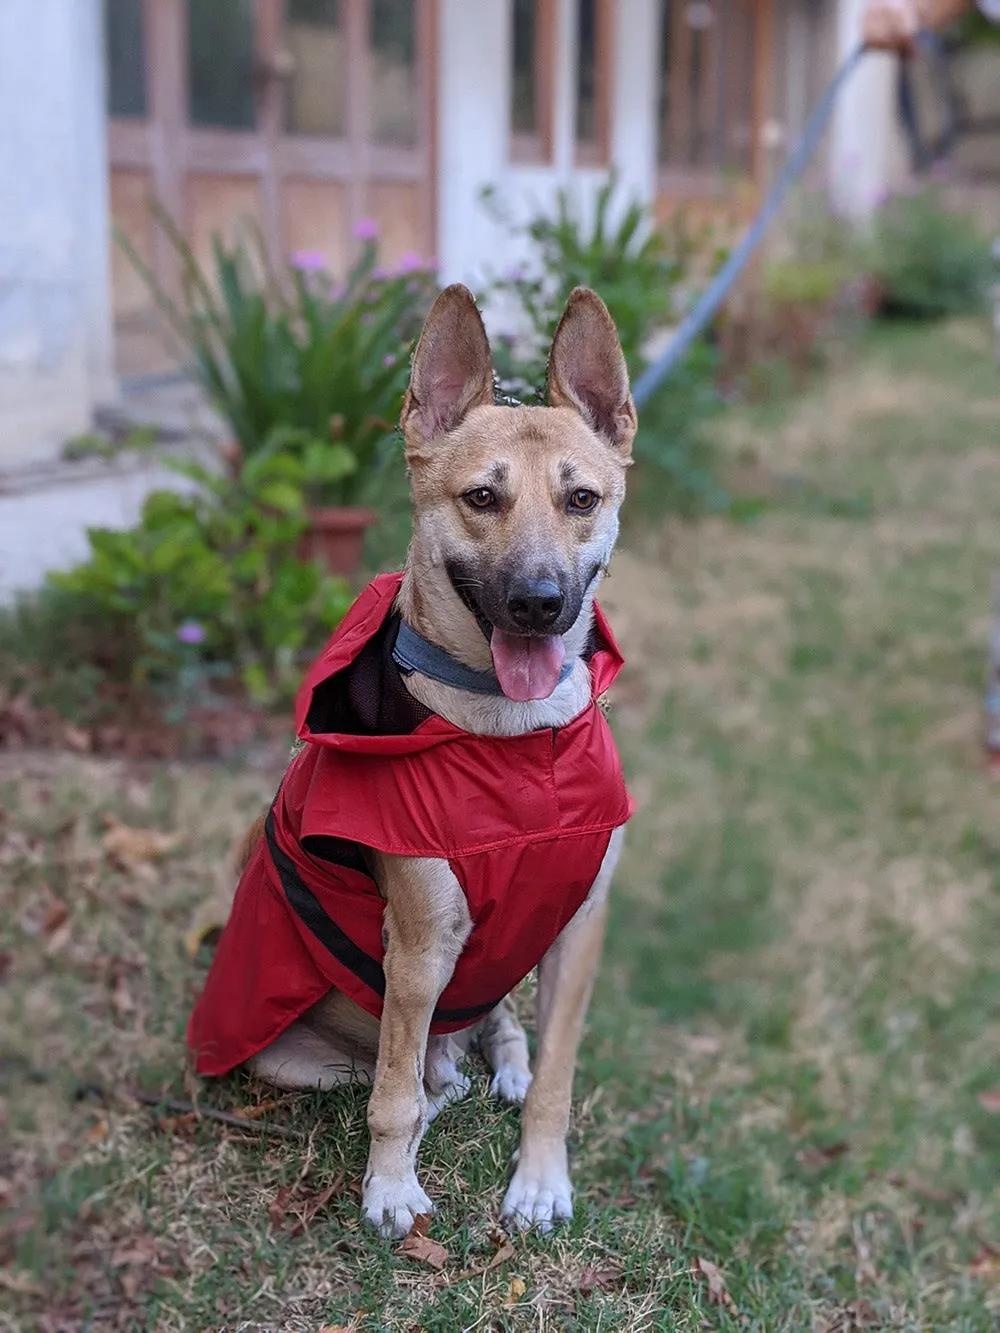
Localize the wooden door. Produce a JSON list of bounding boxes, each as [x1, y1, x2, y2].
[[653, 0, 774, 243], [105, 0, 436, 377]]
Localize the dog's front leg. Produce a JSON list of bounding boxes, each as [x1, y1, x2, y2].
[[363, 854, 471, 1237], [502, 827, 624, 1232]]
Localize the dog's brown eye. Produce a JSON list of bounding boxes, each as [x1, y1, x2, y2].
[[465, 487, 497, 511], [568, 489, 599, 513]]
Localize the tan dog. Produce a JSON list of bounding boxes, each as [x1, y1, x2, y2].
[[219, 284, 635, 1236]]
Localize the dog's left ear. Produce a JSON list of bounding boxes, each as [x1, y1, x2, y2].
[[548, 287, 637, 457]]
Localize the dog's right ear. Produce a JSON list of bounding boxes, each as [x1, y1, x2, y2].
[[401, 284, 494, 458]]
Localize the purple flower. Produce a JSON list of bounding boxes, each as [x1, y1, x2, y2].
[[395, 250, 425, 274], [352, 217, 380, 241], [383, 353, 397, 367], [289, 249, 327, 272], [503, 264, 527, 283], [176, 620, 206, 646]]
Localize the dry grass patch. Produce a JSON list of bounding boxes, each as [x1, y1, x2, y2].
[[5, 321, 1000, 1329]]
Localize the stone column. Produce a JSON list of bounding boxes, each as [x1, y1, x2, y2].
[[0, 0, 115, 465]]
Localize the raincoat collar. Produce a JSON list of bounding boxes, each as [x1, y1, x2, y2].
[[295, 572, 624, 755]]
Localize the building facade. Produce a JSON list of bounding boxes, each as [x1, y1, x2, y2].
[[0, 0, 907, 466]]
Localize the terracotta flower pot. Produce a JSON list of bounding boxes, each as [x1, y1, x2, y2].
[[298, 506, 377, 578]]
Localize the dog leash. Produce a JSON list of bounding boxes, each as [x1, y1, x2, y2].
[[631, 42, 868, 410], [897, 30, 961, 172]]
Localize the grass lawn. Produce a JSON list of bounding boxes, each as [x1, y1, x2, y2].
[[5, 319, 1000, 1330]]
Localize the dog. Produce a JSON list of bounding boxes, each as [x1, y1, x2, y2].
[[188, 284, 637, 1237]]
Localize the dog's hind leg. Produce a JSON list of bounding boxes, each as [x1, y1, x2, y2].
[[424, 1034, 472, 1122], [481, 996, 532, 1105], [248, 1018, 374, 1091]]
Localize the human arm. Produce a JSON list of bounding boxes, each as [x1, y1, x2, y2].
[[862, 0, 976, 52]]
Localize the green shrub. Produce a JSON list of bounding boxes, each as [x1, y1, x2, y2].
[[481, 178, 725, 515], [117, 207, 437, 504], [0, 585, 121, 725], [764, 256, 853, 308], [869, 188, 994, 319], [49, 438, 353, 706], [482, 177, 691, 388]]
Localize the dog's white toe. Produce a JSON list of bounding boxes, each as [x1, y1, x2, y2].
[[501, 1166, 573, 1232], [362, 1172, 434, 1238], [490, 1065, 532, 1105], [425, 1070, 472, 1122]]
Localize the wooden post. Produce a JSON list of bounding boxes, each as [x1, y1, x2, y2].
[[750, 0, 776, 195], [144, 0, 185, 299]]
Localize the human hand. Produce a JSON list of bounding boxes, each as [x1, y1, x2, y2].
[[862, 0, 919, 51]]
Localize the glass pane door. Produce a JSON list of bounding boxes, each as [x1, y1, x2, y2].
[[187, 0, 257, 129], [286, 0, 346, 137]]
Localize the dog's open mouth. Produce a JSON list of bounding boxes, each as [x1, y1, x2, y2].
[[489, 629, 566, 703]]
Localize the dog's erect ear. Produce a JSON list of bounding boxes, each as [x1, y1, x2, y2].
[[401, 284, 494, 455], [547, 287, 637, 457]]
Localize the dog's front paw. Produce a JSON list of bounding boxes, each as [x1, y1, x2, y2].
[[501, 1159, 573, 1233], [490, 1064, 532, 1105], [362, 1171, 433, 1238]]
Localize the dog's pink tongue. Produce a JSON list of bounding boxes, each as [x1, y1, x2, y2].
[[490, 630, 565, 702]]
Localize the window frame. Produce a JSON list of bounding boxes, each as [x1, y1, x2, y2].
[[655, 0, 767, 199], [573, 0, 614, 169], [509, 0, 556, 166]]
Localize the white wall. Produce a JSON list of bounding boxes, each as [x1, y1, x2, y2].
[[436, 0, 659, 326], [0, 0, 114, 465], [828, 0, 909, 215]]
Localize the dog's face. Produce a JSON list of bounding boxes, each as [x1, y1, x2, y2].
[[400, 285, 636, 700]]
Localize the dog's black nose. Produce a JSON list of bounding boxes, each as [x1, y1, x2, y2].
[[506, 578, 564, 631]]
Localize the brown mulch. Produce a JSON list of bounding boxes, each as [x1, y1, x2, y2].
[[0, 686, 290, 761]]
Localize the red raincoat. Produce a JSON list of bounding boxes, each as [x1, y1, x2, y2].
[[188, 572, 633, 1077]]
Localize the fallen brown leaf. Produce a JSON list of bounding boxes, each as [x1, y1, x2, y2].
[[62, 723, 91, 753], [0, 1269, 46, 1297], [41, 901, 69, 934], [111, 1232, 160, 1269], [969, 1242, 1000, 1279], [452, 1230, 515, 1281], [795, 1141, 850, 1168], [686, 1035, 722, 1056], [977, 1088, 1000, 1113], [85, 1119, 109, 1143], [43, 919, 72, 957], [102, 818, 179, 873], [578, 1266, 620, 1294], [504, 1277, 527, 1305], [111, 971, 136, 1016], [269, 1184, 294, 1231], [399, 1214, 448, 1271], [184, 902, 227, 958], [234, 1099, 281, 1121], [692, 1255, 734, 1307], [268, 1172, 345, 1236], [288, 1172, 345, 1237], [883, 1170, 958, 1204], [823, 1299, 881, 1330], [158, 1112, 198, 1134]]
